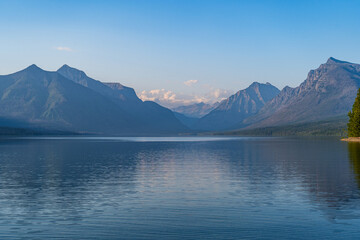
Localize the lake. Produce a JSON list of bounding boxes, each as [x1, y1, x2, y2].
[[0, 136, 359, 239]]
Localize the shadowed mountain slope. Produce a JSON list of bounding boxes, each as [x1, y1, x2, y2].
[[194, 82, 280, 131], [0, 65, 187, 135], [0, 65, 136, 134], [57, 65, 140, 104], [57, 65, 188, 133]]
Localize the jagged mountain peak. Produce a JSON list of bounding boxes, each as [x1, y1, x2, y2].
[[0, 65, 188, 134], [243, 58, 360, 129], [247, 81, 275, 89], [302, 57, 360, 91], [249, 81, 261, 87], [237, 82, 278, 102], [326, 57, 351, 65], [58, 64, 88, 78], [105, 82, 125, 90], [283, 86, 293, 91], [194, 82, 280, 131], [234, 82, 280, 103], [23, 64, 44, 73], [61, 64, 70, 68], [244, 81, 276, 90], [58, 64, 82, 71]]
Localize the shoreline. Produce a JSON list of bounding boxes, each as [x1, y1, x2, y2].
[[341, 137, 360, 142]]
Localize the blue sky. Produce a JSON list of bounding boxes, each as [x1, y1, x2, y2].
[[1, 0, 360, 107]]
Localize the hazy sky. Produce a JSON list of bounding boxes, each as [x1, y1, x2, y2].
[[1, 0, 360, 107]]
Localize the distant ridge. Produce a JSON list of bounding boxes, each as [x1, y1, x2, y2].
[[0, 57, 358, 136], [242, 57, 360, 129], [57, 64, 141, 103], [172, 102, 219, 118], [57, 64, 188, 133], [194, 82, 280, 131], [0, 65, 137, 134], [0, 65, 188, 135]]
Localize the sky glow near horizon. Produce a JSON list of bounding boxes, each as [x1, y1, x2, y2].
[[1, 0, 360, 108]]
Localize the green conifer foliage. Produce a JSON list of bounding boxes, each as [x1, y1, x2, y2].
[[348, 88, 360, 137]]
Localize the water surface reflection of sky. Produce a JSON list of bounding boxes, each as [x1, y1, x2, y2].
[[0, 137, 358, 239]]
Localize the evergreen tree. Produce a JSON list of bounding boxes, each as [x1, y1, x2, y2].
[[348, 88, 360, 137]]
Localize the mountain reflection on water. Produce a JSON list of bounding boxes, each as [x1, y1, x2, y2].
[[0, 137, 359, 239]]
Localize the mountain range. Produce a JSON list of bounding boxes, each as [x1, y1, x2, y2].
[[172, 102, 219, 118], [241, 57, 360, 129], [193, 82, 280, 131], [171, 57, 359, 134], [0, 65, 187, 135], [0, 57, 358, 136]]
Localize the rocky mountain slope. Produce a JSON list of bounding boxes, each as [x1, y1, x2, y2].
[[57, 64, 187, 133], [243, 57, 360, 129], [0, 65, 187, 135], [194, 82, 280, 130]]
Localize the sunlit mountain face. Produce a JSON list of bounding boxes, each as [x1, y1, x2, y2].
[[243, 58, 360, 129], [194, 82, 280, 131]]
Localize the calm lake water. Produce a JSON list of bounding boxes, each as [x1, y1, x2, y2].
[[0, 136, 360, 239]]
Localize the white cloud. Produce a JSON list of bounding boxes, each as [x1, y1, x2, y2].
[[139, 89, 177, 102], [205, 88, 233, 102], [184, 79, 198, 87], [55, 46, 73, 52], [139, 87, 233, 109], [139, 89, 184, 108]]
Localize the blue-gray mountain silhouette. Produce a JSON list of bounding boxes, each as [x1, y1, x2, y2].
[[172, 102, 219, 118], [57, 64, 187, 134], [0, 57, 358, 135], [0, 65, 187, 134], [242, 57, 360, 129], [195, 82, 280, 130]]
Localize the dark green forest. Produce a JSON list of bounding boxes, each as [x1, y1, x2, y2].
[[213, 116, 348, 137]]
